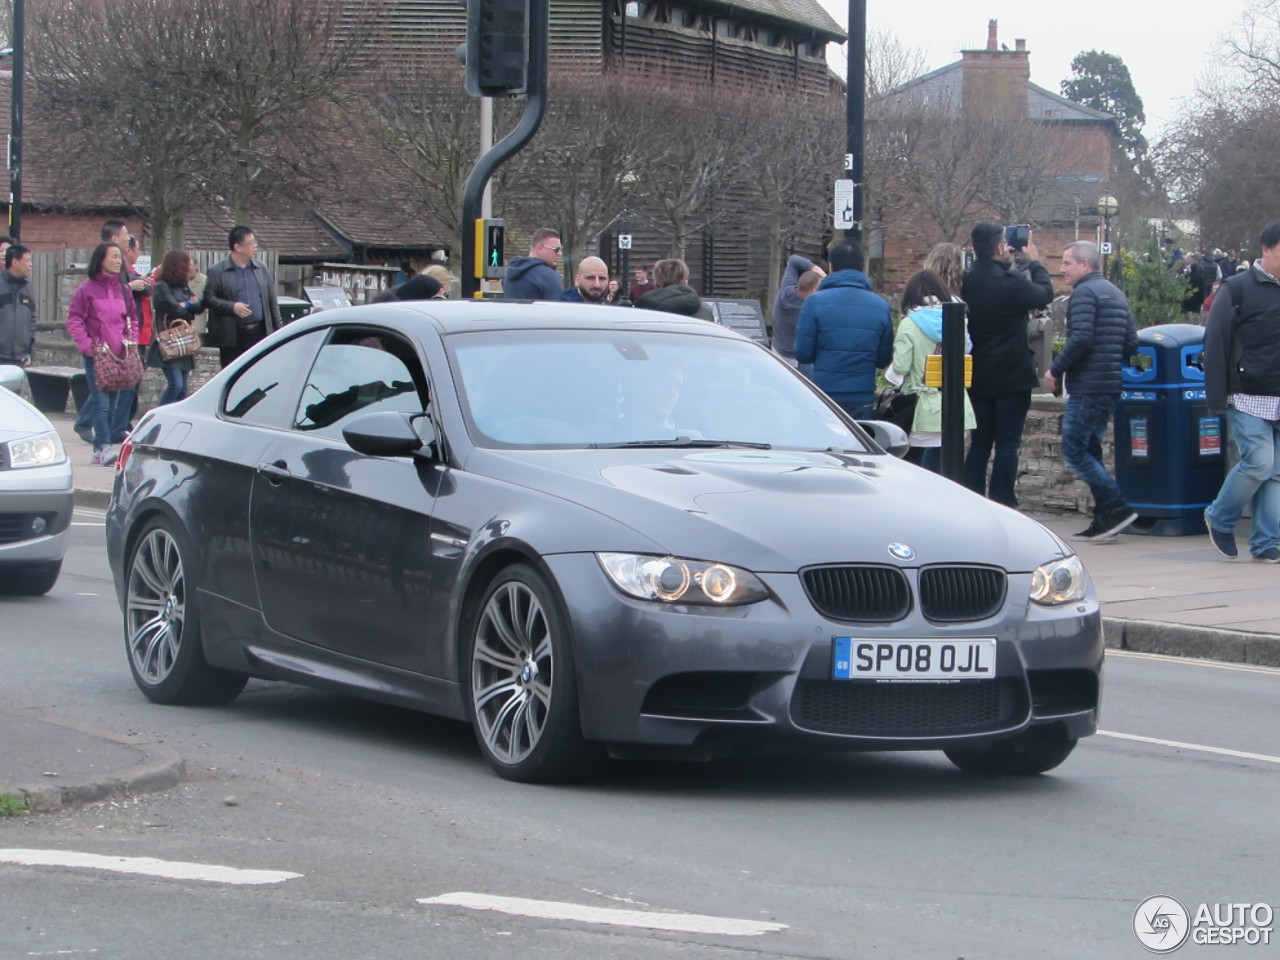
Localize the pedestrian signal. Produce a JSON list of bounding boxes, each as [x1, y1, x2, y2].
[[473, 218, 506, 280]]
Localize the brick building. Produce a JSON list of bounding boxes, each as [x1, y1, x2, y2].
[[870, 20, 1119, 290], [1, 0, 844, 303]]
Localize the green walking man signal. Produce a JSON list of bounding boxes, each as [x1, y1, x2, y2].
[[473, 218, 506, 282]]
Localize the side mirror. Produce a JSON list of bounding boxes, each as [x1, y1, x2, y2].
[[0, 364, 25, 393], [858, 420, 910, 458], [343, 411, 432, 458]]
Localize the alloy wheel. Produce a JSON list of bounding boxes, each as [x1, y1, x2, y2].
[[126, 527, 186, 686], [471, 579, 555, 765]]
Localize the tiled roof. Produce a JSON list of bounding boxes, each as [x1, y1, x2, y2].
[[880, 60, 1117, 124], [711, 0, 845, 40]]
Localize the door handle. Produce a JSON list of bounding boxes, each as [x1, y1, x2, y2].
[[256, 459, 291, 485]]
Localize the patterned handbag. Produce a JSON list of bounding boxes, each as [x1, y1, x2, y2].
[[94, 332, 144, 391], [156, 318, 200, 360]]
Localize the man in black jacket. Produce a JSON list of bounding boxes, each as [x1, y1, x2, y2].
[[0, 244, 35, 367], [1202, 219, 1280, 562], [203, 226, 282, 368], [961, 222, 1054, 508], [1045, 240, 1139, 542]]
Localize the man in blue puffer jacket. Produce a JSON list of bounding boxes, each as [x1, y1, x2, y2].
[[1045, 240, 1140, 543], [793, 240, 892, 419]]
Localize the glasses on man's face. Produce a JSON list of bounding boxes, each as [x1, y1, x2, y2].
[[544, 243, 562, 254]]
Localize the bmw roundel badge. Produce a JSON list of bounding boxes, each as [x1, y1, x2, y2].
[[887, 542, 915, 561]]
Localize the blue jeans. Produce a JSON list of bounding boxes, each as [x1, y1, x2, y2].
[[1060, 393, 1127, 519], [837, 400, 875, 421], [159, 366, 189, 405], [964, 390, 1031, 508], [1206, 407, 1280, 555], [73, 355, 102, 437]]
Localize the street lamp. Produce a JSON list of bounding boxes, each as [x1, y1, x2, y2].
[[1098, 195, 1118, 279]]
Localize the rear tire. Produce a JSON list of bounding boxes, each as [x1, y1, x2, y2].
[[465, 563, 596, 783], [944, 729, 1077, 775], [0, 560, 62, 596], [124, 519, 246, 706]]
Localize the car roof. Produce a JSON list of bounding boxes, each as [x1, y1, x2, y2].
[[282, 299, 747, 341]]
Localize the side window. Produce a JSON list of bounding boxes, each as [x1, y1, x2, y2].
[[293, 331, 427, 440], [222, 329, 327, 428]]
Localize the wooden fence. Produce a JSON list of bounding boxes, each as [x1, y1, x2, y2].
[[30, 248, 280, 329]]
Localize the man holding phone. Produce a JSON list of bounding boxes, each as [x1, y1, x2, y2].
[[960, 221, 1055, 509]]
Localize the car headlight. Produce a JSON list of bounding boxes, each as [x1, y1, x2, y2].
[[1029, 554, 1088, 605], [5, 431, 66, 469], [597, 553, 769, 605]]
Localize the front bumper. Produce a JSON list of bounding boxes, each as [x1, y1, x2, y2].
[[0, 465, 75, 566], [544, 553, 1103, 756]]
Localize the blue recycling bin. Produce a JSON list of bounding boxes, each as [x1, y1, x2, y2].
[[1112, 324, 1224, 535]]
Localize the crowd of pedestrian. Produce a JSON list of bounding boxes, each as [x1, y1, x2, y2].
[[17, 210, 1278, 560]]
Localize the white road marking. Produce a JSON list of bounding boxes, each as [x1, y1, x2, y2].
[[70, 521, 104, 527], [1108, 649, 1280, 676], [0, 849, 301, 885], [1097, 731, 1280, 765], [418, 892, 787, 936]]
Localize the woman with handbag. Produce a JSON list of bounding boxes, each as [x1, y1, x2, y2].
[[66, 242, 142, 465], [887, 269, 975, 472], [146, 251, 204, 404]]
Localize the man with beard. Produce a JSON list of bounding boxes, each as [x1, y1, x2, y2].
[[558, 256, 611, 303]]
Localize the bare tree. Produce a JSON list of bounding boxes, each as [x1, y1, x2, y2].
[[502, 75, 654, 272], [865, 28, 931, 98], [1223, 0, 1280, 96], [981, 120, 1077, 225], [29, 0, 381, 247], [628, 86, 746, 257], [737, 92, 843, 307], [361, 64, 494, 261], [891, 107, 1012, 242], [1149, 0, 1280, 248]]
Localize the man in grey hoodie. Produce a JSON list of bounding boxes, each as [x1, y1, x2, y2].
[[503, 228, 564, 300], [771, 253, 824, 373], [0, 244, 36, 367]]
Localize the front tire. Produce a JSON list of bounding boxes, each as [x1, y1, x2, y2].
[[944, 729, 1077, 775], [0, 560, 62, 596], [124, 519, 246, 706], [466, 563, 594, 783]]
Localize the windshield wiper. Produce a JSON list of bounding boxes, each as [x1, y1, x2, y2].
[[594, 437, 773, 450]]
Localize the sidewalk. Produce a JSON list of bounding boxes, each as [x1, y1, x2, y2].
[[5, 413, 1274, 812]]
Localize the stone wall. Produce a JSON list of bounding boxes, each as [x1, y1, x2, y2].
[[1016, 395, 1098, 515]]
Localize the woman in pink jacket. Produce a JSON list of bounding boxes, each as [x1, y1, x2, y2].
[[66, 242, 135, 465]]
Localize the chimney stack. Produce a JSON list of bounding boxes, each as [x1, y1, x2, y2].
[[987, 19, 998, 51]]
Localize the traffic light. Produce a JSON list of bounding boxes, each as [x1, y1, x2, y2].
[[473, 218, 506, 280], [464, 0, 530, 98]]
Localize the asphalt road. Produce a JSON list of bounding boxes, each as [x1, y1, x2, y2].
[[1, 515, 1276, 959]]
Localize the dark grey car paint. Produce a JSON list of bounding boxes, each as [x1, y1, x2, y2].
[[106, 301, 1102, 758]]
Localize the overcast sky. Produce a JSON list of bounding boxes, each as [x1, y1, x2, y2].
[[816, 1, 1250, 138]]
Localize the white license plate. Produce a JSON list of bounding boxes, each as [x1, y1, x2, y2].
[[833, 638, 996, 680]]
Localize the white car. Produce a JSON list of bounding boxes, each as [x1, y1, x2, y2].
[[0, 365, 74, 595]]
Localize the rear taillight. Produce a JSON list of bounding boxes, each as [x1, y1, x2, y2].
[[116, 434, 133, 471]]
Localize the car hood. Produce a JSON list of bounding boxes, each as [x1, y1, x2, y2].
[[0, 389, 57, 441], [470, 447, 1068, 572]]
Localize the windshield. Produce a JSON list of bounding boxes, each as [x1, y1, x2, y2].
[[448, 329, 868, 451]]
